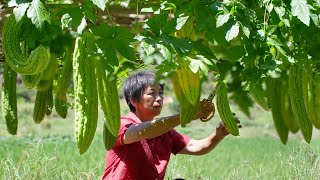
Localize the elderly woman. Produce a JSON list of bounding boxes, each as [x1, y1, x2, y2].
[[102, 70, 241, 180]]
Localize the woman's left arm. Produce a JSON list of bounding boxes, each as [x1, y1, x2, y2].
[[178, 118, 241, 155]]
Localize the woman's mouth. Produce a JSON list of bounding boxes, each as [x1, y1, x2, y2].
[[154, 104, 162, 108]]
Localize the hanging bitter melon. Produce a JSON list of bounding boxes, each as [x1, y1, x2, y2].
[[73, 32, 98, 155], [55, 48, 73, 119], [289, 65, 313, 143], [1, 62, 18, 135], [96, 57, 120, 137], [216, 81, 239, 136], [2, 15, 49, 75]]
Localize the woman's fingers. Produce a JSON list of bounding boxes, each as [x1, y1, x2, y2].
[[232, 112, 241, 123], [233, 115, 242, 128]]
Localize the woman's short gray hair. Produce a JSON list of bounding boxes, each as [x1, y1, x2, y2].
[[123, 71, 164, 112]]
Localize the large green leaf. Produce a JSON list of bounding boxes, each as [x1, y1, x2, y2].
[[216, 13, 230, 28], [93, 24, 137, 64], [188, 56, 210, 75], [26, 0, 50, 29], [13, 3, 30, 22], [225, 22, 240, 42], [291, 0, 310, 26], [176, 15, 189, 30], [145, 13, 170, 35]]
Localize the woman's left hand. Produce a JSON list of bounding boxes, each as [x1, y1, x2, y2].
[[216, 113, 242, 138]]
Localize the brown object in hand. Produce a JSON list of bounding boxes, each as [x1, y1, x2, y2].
[[200, 99, 215, 122]]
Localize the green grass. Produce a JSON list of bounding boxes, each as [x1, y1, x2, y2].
[[1, 84, 320, 179], [167, 137, 320, 179], [1, 135, 319, 179], [0, 134, 106, 179]]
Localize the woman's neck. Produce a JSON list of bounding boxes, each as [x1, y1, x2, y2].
[[134, 111, 153, 122]]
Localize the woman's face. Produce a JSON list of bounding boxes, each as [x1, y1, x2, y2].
[[133, 84, 163, 120]]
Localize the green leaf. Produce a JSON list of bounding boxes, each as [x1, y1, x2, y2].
[[267, 35, 287, 56], [176, 15, 189, 30], [104, 48, 118, 66], [114, 27, 136, 42], [156, 44, 172, 61], [142, 42, 156, 56], [188, 57, 209, 75], [162, 18, 178, 35], [274, 6, 285, 19], [141, 7, 155, 13], [195, 55, 213, 66], [90, 0, 108, 11], [8, 0, 17, 7], [163, 3, 176, 11], [193, 41, 217, 62], [291, 0, 310, 26], [310, 13, 320, 27], [97, 39, 119, 66], [144, 35, 192, 56], [241, 23, 250, 38], [93, 25, 136, 62], [226, 46, 245, 61], [13, 3, 30, 22], [91, 24, 115, 38], [284, 19, 291, 27], [230, 89, 252, 117], [189, 59, 200, 73], [216, 60, 233, 77], [266, 2, 274, 12], [66, 7, 83, 28], [93, 25, 135, 42], [8, 0, 29, 7], [77, 16, 87, 34], [155, 60, 176, 77], [61, 13, 72, 29], [315, 0, 320, 8], [266, 25, 278, 35], [198, 62, 209, 76], [225, 22, 240, 42], [26, 0, 50, 29], [83, 31, 97, 54], [216, 13, 230, 28], [267, 36, 283, 47], [84, 9, 97, 24], [209, 2, 224, 11], [145, 13, 168, 35], [114, 40, 137, 61], [161, 36, 193, 55], [194, 6, 212, 31]]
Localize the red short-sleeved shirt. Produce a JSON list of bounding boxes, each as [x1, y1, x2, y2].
[[102, 112, 191, 180]]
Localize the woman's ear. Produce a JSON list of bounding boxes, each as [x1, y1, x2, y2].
[[130, 98, 137, 108]]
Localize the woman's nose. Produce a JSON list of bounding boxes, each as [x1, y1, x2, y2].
[[155, 94, 163, 102]]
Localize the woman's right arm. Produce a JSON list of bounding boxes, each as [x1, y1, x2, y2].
[[123, 114, 181, 144], [123, 101, 215, 145]]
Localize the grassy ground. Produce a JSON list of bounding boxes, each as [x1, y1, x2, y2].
[[1, 134, 319, 179], [0, 84, 320, 179]]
